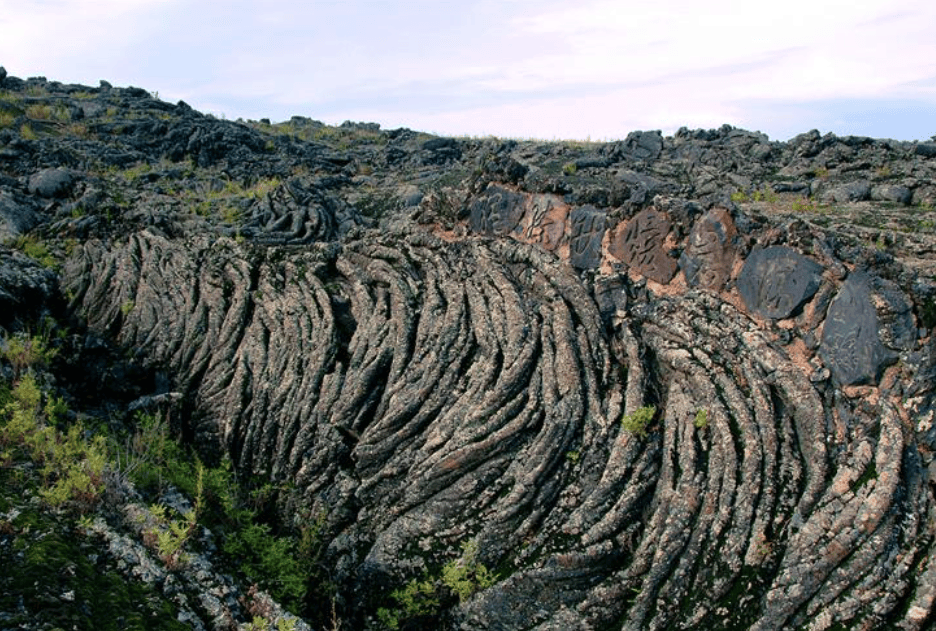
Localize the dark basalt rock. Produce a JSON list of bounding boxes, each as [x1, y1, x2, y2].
[[240, 178, 360, 244], [568, 204, 605, 269], [679, 207, 738, 291], [468, 184, 525, 236], [738, 245, 823, 319], [0, 248, 59, 325], [608, 207, 677, 284], [28, 168, 77, 198], [0, 190, 40, 241], [820, 271, 896, 385]]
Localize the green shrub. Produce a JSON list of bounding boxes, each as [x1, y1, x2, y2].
[[377, 539, 497, 629], [694, 409, 708, 429], [441, 539, 498, 603], [223, 518, 307, 606], [1, 374, 106, 511], [622, 405, 656, 438]]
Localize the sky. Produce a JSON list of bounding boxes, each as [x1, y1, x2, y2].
[[2, 0, 935, 142]]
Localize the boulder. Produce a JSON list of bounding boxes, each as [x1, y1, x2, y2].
[[871, 183, 912, 205], [820, 271, 896, 385], [820, 180, 871, 203], [469, 184, 525, 237], [737, 245, 823, 319], [0, 191, 40, 241], [679, 207, 738, 291], [568, 205, 606, 269], [28, 168, 77, 198], [609, 208, 677, 284]]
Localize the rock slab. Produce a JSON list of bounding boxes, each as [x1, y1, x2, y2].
[[820, 271, 895, 385], [738, 245, 823, 319]]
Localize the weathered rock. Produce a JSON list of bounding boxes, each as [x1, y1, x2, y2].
[[609, 208, 678, 284], [871, 183, 912, 205], [469, 184, 525, 236], [0, 248, 59, 326], [820, 271, 895, 385], [2, 68, 936, 631], [820, 180, 871, 203], [0, 190, 41, 241], [568, 205, 605, 269], [28, 168, 77, 198], [737, 245, 823, 319], [679, 207, 738, 290]]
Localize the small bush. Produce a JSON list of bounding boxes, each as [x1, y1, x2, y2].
[[694, 409, 708, 429], [377, 538, 497, 629], [1, 374, 106, 511], [1, 331, 58, 379], [622, 405, 656, 438], [143, 463, 203, 569]]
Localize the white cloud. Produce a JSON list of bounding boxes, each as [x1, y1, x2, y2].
[[0, 0, 182, 83], [1, 0, 934, 139]]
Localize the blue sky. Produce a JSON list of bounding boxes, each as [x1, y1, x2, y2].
[[2, 0, 935, 141]]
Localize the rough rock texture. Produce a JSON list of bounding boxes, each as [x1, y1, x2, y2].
[[3, 72, 936, 630]]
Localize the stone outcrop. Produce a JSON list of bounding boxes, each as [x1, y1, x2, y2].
[[2, 69, 936, 630]]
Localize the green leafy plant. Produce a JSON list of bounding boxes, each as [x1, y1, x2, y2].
[[1, 330, 58, 379], [622, 405, 656, 438], [143, 462, 203, 569], [377, 539, 497, 629], [441, 539, 498, 603], [562, 162, 578, 175], [694, 409, 708, 429], [377, 575, 440, 630], [1, 374, 106, 511]]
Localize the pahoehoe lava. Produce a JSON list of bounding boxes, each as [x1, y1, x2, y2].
[[2, 69, 936, 630]]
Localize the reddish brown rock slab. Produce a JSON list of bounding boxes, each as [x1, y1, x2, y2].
[[679, 207, 738, 291], [608, 207, 678, 284]]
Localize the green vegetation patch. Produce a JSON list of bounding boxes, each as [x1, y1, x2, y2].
[[0, 504, 186, 630], [622, 405, 656, 438]]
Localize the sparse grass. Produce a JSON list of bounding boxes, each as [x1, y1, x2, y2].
[[63, 122, 90, 138], [0, 90, 24, 106], [0, 111, 14, 128], [25, 103, 70, 122], [9, 233, 57, 269], [792, 197, 820, 213], [732, 187, 778, 204], [20, 123, 37, 140]]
